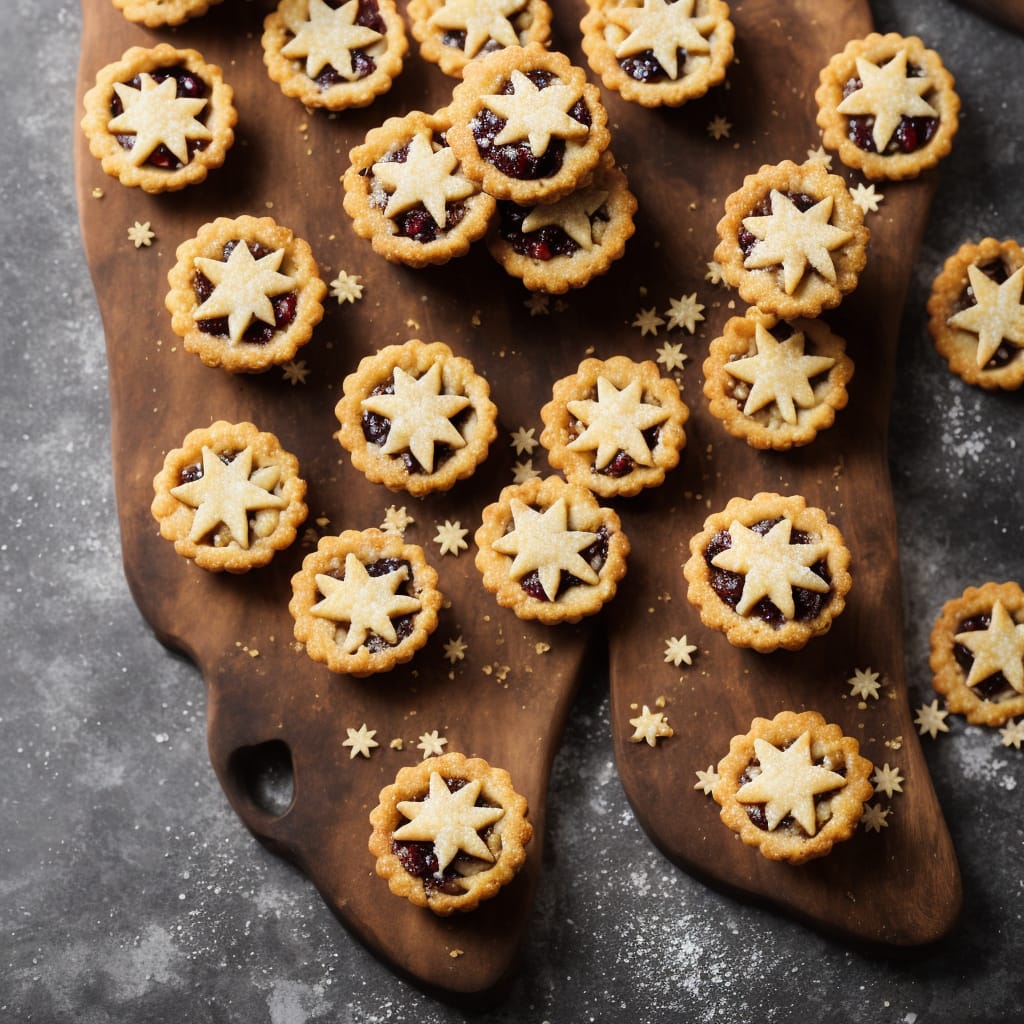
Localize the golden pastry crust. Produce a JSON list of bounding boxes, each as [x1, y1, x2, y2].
[[474, 474, 629, 624], [336, 340, 497, 496], [408, 0, 553, 79], [165, 215, 326, 374], [486, 150, 637, 292], [81, 44, 236, 194], [446, 43, 611, 205], [342, 109, 496, 267], [111, 0, 222, 25], [261, 0, 407, 111], [683, 492, 852, 652], [926, 237, 1024, 391], [703, 308, 854, 450], [713, 710, 874, 865], [151, 420, 308, 573], [580, 0, 734, 108], [929, 581, 1024, 727], [289, 529, 442, 676], [815, 32, 959, 181], [540, 355, 689, 497], [369, 752, 533, 914], [713, 159, 869, 320]]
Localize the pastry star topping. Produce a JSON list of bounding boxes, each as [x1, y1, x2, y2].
[[521, 187, 608, 251], [735, 731, 846, 834], [847, 666, 882, 700], [427, 0, 526, 59], [665, 292, 705, 333], [372, 132, 477, 230], [311, 553, 423, 654], [1000, 719, 1024, 749], [393, 772, 505, 873], [109, 73, 211, 167], [836, 48, 938, 153], [711, 518, 829, 620], [871, 763, 904, 797], [664, 634, 697, 666], [483, 69, 589, 157], [343, 723, 379, 759], [566, 375, 671, 471], [954, 599, 1024, 695], [694, 764, 719, 795], [742, 190, 854, 295], [628, 705, 674, 746], [361, 362, 471, 472], [170, 446, 286, 548], [491, 496, 600, 601], [280, 0, 384, 81], [416, 730, 449, 758], [193, 242, 296, 345], [914, 699, 950, 738], [434, 519, 469, 556], [947, 264, 1024, 369], [724, 323, 836, 424], [607, 0, 715, 81], [861, 803, 890, 833]]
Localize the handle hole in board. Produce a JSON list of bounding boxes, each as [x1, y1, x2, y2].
[[227, 739, 295, 819]]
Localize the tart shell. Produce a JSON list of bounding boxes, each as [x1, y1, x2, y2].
[[111, 0, 223, 26]]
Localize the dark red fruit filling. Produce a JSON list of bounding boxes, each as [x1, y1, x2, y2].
[[842, 72, 939, 154], [311, 0, 384, 87], [519, 525, 610, 600], [178, 449, 236, 484], [952, 259, 1018, 369], [739, 755, 846, 832], [324, 557, 417, 651], [704, 517, 831, 627], [496, 200, 608, 260], [954, 613, 1016, 702], [192, 240, 298, 345], [441, 30, 505, 58], [619, 48, 685, 84], [471, 69, 591, 180], [738, 192, 817, 258], [563, 408, 660, 477]]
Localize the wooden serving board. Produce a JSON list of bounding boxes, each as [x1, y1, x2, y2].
[[75, 0, 961, 1000]]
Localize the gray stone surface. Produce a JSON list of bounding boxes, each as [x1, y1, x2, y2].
[[2, 1, 1022, 1021]]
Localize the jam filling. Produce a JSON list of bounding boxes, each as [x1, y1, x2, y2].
[[738, 192, 817, 259], [325, 557, 417, 651], [842, 71, 939, 154], [519, 524, 610, 601], [564, 409, 660, 478], [704, 517, 831, 627], [192, 240, 298, 345], [471, 69, 592, 180], [441, 30, 512, 58], [178, 449, 236, 484], [954, 613, 1018, 702], [951, 259, 1018, 369], [739, 754, 846, 833], [311, 0, 384, 87], [619, 48, 686, 84], [496, 200, 608, 260]]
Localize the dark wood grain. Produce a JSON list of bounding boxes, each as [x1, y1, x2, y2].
[[955, 0, 1024, 32], [75, 0, 961, 999]]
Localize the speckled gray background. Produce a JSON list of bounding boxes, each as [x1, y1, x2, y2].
[[3, 1, 1022, 1021]]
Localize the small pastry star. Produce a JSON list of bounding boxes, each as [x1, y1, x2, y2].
[[193, 242, 296, 345], [632, 307, 665, 336], [524, 293, 550, 316], [914, 699, 950, 739], [416, 730, 449, 759], [694, 765, 719, 795], [850, 182, 884, 214], [127, 221, 155, 248], [861, 802, 890, 833], [706, 116, 732, 141], [656, 341, 687, 372], [999, 719, 1024, 749], [805, 145, 833, 169], [342, 723, 379, 759], [664, 292, 705, 333], [281, 359, 310, 386], [608, 0, 714, 81], [393, 772, 505, 873], [170, 445, 286, 548], [509, 426, 539, 455], [954, 599, 1024, 694], [380, 504, 415, 535], [847, 666, 882, 700], [330, 270, 364, 303], [433, 519, 469, 556], [511, 458, 540, 484], [520, 187, 608, 251], [483, 69, 589, 157], [109, 73, 210, 167], [427, 0, 525, 58], [664, 634, 697, 666], [705, 260, 727, 286], [281, 0, 383, 81], [871, 763, 904, 797], [443, 635, 468, 663], [628, 705, 674, 747], [947, 265, 1024, 369]]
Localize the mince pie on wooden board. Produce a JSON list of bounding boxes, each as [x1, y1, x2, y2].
[[111, 0, 223, 27]]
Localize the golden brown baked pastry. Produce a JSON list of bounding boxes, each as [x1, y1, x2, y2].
[[111, 0, 222, 25]]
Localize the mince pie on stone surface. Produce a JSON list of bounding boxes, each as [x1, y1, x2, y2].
[[929, 581, 1024, 727], [81, 44, 236, 193], [714, 159, 869, 320], [926, 237, 1024, 391], [111, 0, 222, 26], [151, 420, 308, 573], [703, 308, 854, 450], [289, 528, 442, 676], [165, 215, 326, 373], [579, 0, 734, 108], [540, 354, 688, 498], [816, 32, 959, 181], [684, 492, 852, 652], [713, 710, 874, 865], [369, 752, 533, 914]]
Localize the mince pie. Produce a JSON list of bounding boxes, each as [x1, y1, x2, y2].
[[111, 0, 222, 25], [929, 581, 1024, 727], [151, 420, 308, 573], [703, 308, 854, 450], [369, 752, 533, 914], [289, 528, 442, 676], [713, 159, 869, 319], [335, 340, 498, 495], [683, 492, 852, 652], [926, 237, 1024, 391], [165, 215, 326, 373], [81, 44, 236, 193], [816, 32, 959, 181], [579, 0, 734, 108], [540, 355, 689, 497], [474, 474, 629, 624], [713, 710, 874, 864]]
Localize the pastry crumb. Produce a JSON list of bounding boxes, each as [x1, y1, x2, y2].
[[534, 641, 550, 654], [390, 738, 404, 750]]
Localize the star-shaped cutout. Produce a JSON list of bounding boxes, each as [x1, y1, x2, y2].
[[509, 426, 539, 455], [434, 519, 469, 556], [914, 699, 950, 739], [850, 181, 884, 214], [109, 73, 210, 167], [947, 265, 1024, 369], [705, 259, 727, 286], [664, 292, 705, 333], [524, 293, 550, 316], [427, 0, 525, 58], [632, 306, 665, 336], [693, 765, 719, 795], [836, 48, 938, 153], [954, 599, 1024, 695], [483, 69, 589, 157], [628, 705, 674, 747], [735, 731, 846, 834], [999, 719, 1024, 749], [706, 116, 732, 141], [416, 730, 449, 759], [871, 763, 904, 798], [361, 362, 471, 473], [281, 359, 310, 386], [127, 221, 155, 248], [566, 375, 671, 471], [656, 341, 687, 373], [311, 553, 422, 654], [664, 634, 697, 667], [805, 144, 833, 169], [847, 666, 882, 701], [491, 496, 600, 602], [520, 188, 608, 251], [443, 635, 468, 664], [393, 772, 505, 873], [330, 269, 364, 303], [281, 0, 383, 81], [711, 518, 829, 620], [380, 504, 415, 535], [861, 802, 890, 833], [342, 723, 379, 759], [170, 446, 286, 548], [742, 190, 854, 295], [511, 458, 540, 484], [193, 243, 296, 345], [372, 132, 477, 230], [607, 0, 714, 81]]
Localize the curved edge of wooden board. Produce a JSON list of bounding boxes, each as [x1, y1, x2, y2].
[[954, 0, 1024, 32]]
